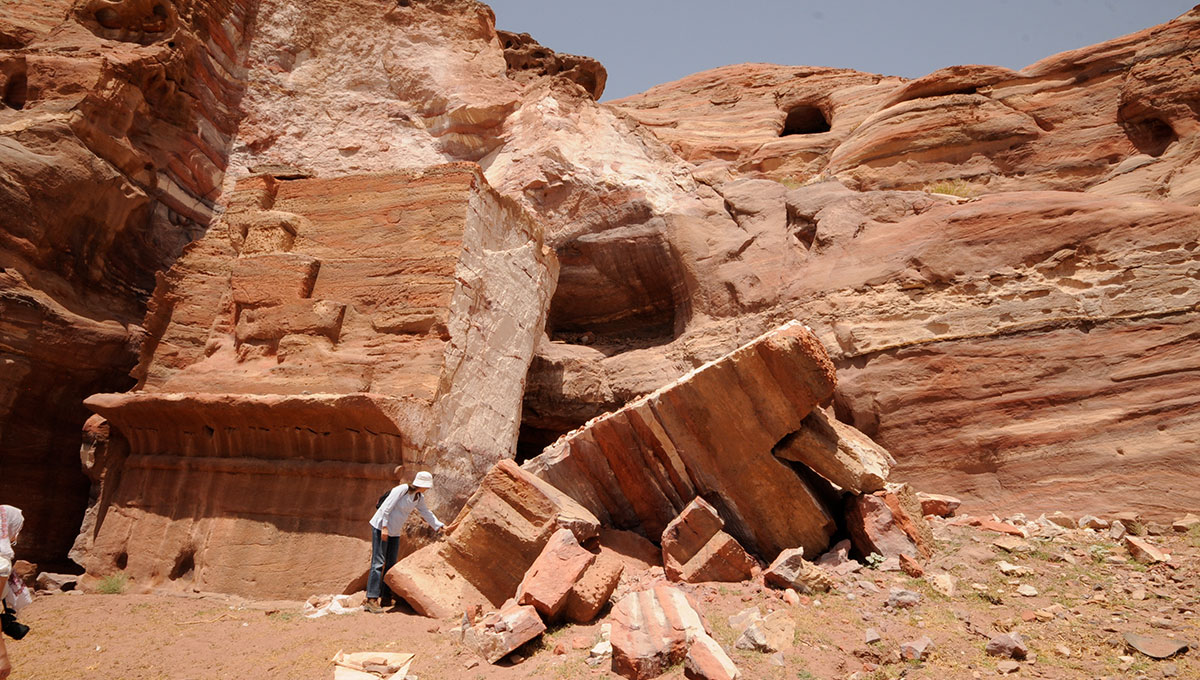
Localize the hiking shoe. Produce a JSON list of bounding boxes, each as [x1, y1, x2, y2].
[[364, 598, 384, 614]]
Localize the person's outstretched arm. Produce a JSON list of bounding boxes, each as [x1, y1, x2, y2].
[[415, 495, 444, 532]]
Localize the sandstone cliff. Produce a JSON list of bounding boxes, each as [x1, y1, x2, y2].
[[2, 0, 1198, 583]]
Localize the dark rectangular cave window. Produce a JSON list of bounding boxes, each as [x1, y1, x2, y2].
[[781, 105, 830, 136]]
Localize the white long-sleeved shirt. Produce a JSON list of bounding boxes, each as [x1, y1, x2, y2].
[[369, 484, 444, 533]]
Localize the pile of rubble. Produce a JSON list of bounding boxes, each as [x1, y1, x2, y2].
[[381, 322, 941, 678]]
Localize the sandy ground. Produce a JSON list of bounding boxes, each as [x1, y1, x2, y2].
[[7, 519, 1199, 680]]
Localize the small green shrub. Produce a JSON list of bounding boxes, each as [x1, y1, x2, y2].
[[97, 573, 128, 595], [925, 179, 976, 197], [865, 552, 886, 570]]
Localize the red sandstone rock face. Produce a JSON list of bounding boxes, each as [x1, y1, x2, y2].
[[530, 9, 1200, 519], [0, 0, 256, 569], [610, 11, 1200, 201], [7, 0, 1200, 583], [77, 166, 558, 597]]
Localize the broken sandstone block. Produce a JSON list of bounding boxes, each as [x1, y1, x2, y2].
[[846, 483, 934, 560], [916, 492, 962, 518], [387, 459, 600, 618], [461, 602, 546, 664], [763, 548, 834, 594], [661, 498, 756, 583], [526, 321, 841, 560], [773, 407, 893, 494], [1124, 536, 1169, 564], [563, 549, 624, 624], [611, 585, 708, 680], [685, 632, 741, 680], [517, 527, 596, 618]]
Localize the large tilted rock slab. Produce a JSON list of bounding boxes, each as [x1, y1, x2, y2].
[[526, 321, 839, 559], [81, 165, 558, 598], [386, 460, 600, 619]]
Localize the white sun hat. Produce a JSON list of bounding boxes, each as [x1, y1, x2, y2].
[[412, 471, 434, 489]]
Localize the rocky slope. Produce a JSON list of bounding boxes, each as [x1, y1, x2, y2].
[[1, 0, 1198, 581]]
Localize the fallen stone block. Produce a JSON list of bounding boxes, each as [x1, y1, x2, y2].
[[1108, 520, 1128, 540], [35, 572, 78, 593], [564, 548, 625, 624], [661, 497, 725, 579], [462, 602, 547, 664], [773, 408, 893, 494], [900, 636, 934, 661], [1172, 513, 1200, 533], [526, 322, 840, 560], [846, 484, 933, 560], [1045, 511, 1076, 529], [986, 632, 1028, 660], [517, 527, 596, 618], [916, 492, 961, 518], [1077, 515, 1109, 530], [659, 492, 757, 585], [685, 632, 741, 680], [1124, 536, 1169, 564], [387, 459, 600, 618], [611, 585, 708, 680], [733, 610, 794, 653], [680, 533, 757, 584], [763, 548, 833, 593]]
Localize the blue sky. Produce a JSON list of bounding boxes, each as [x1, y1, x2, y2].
[[486, 1, 1196, 100]]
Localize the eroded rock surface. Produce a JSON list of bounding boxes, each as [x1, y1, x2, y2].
[[79, 166, 557, 597]]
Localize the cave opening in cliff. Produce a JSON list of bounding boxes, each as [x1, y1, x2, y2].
[[1121, 115, 1177, 158], [3, 71, 27, 110], [169, 547, 196, 581], [780, 104, 830, 136]]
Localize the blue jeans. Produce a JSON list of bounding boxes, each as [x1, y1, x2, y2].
[[366, 527, 401, 600]]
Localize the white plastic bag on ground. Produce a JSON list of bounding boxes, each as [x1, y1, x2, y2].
[[303, 593, 366, 618]]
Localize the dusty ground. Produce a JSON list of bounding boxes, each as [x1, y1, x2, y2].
[[8, 518, 1199, 680]]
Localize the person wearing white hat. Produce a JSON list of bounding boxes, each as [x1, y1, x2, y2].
[[365, 468, 444, 613]]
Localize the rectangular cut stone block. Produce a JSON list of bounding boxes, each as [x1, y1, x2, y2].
[[677, 532, 757, 584], [230, 253, 319, 307], [661, 497, 725, 580], [516, 527, 596, 618], [387, 460, 600, 617], [563, 548, 624, 623], [611, 585, 709, 680], [80, 165, 558, 599], [527, 321, 839, 559], [462, 602, 546, 664]]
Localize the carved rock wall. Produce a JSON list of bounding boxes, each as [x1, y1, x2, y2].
[[78, 164, 557, 597], [0, 0, 256, 568]]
